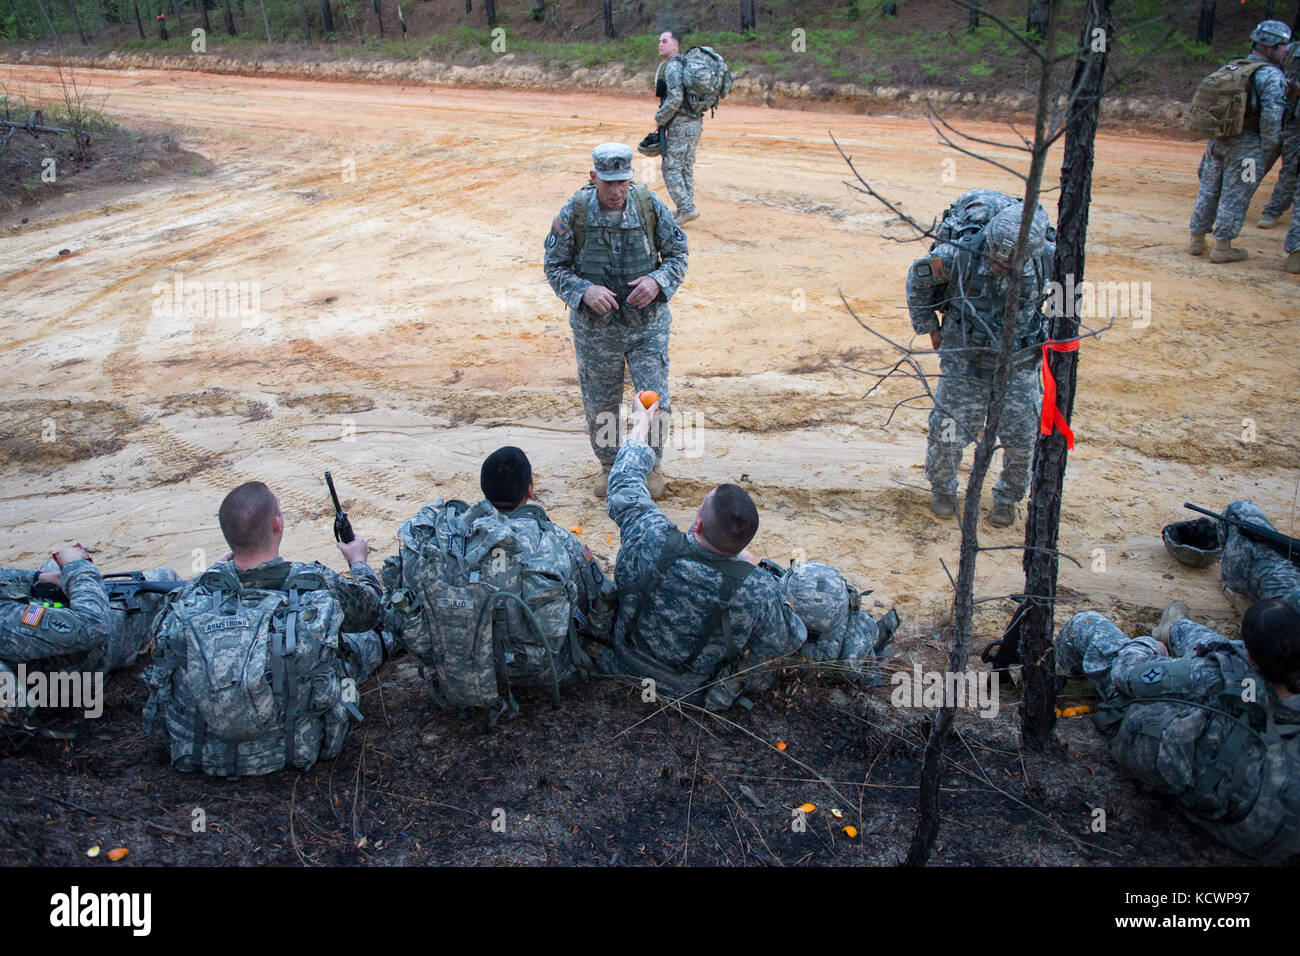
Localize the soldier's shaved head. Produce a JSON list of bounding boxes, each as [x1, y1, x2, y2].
[[699, 484, 759, 556], [218, 481, 281, 553]]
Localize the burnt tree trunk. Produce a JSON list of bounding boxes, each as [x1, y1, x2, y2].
[[484, 0, 495, 29], [320, 0, 333, 33], [1019, 0, 1112, 753], [297, 0, 311, 39], [602, 0, 613, 36], [1197, 0, 1215, 45], [65, 0, 88, 42], [134, 0, 145, 37], [200, 0, 212, 34], [740, 0, 755, 31], [906, 0, 1061, 868], [969, 1, 980, 32], [1026, 1, 1049, 38], [224, 0, 236, 34]]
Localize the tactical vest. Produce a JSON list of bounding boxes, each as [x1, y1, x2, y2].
[[571, 184, 662, 323], [1094, 646, 1300, 862], [145, 561, 359, 778], [944, 240, 1045, 358], [610, 532, 757, 707]]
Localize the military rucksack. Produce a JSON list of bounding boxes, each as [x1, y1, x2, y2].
[[145, 562, 359, 778], [933, 189, 1020, 247], [1187, 58, 1270, 139], [383, 500, 591, 725], [678, 46, 733, 117], [1094, 646, 1300, 862], [571, 181, 659, 257]]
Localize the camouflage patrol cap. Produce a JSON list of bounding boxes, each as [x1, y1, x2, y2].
[[986, 203, 1050, 267], [781, 562, 850, 639], [1251, 20, 1292, 46], [592, 142, 634, 181]]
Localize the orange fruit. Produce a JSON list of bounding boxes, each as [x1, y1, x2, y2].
[[637, 390, 659, 409], [107, 848, 129, 861]]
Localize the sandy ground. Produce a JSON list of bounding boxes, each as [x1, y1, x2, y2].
[[1, 64, 1296, 644]]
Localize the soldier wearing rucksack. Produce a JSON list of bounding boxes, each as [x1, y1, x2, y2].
[[143, 481, 385, 778], [1256, 41, 1299, 242], [381, 447, 615, 726], [653, 30, 732, 224], [1187, 20, 1291, 264], [544, 142, 689, 499], [1057, 599, 1300, 862], [598, 400, 807, 711], [906, 189, 1054, 528]]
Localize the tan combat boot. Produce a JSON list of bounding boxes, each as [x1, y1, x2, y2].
[[1209, 239, 1248, 263], [1151, 601, 1189, 644], [930, 491, 956, 518], [1187, 233, 1207, 256], [646, 463, 666, 499], [1258, 214, 1279, 229], [987, 502, 1016, 528], [594, 467, 612, 498], [1286, 250, 1300, 274]]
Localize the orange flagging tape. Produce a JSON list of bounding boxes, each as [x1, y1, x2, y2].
[[1040, 340, 1080, 449]]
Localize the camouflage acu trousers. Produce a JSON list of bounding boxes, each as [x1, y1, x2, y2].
[[1057, 611, 1230, 702], [1288, 163, 1300, 253], [1262, 127, 1299, 219], [661, 114, 702, 217], [570, 310, 671, 469], [1189, 134, 1269, 241], [926, 352, 1042, 504], [1220, 500, 1300, 610]]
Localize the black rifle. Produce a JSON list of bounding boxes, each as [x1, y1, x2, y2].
[[101, 572, 184, 611], [325, 471, 355, 544], [1184, 503, 1300, 567]]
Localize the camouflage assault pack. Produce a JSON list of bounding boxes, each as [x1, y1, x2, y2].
[[144, 562, 361, 778], [383, 500, 593, 725], [678, 46, 733, 117], [1186, 58, 1270, 139], [1094, 646, 1300, 863]]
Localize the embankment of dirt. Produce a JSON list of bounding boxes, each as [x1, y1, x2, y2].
[[5, 47, 1199, 134]]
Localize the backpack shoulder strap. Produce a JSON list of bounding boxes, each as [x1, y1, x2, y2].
[[571, 186, 593, 259], [632, 183, 658, 252], [506, 503, 552, 531]]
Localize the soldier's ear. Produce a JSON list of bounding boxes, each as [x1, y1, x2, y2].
[[272, 514, 284, 535], [589, 170, 598, 185]]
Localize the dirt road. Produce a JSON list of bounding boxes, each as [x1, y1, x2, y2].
[[1, 64, 1295, 640]]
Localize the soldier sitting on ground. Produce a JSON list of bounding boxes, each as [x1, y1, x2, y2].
[[598, 399, 807, 710], [144, 481, 385, 777], [382, 447, 615, 725], [1057, 598, 1300, 862], [1, 545, 178, 722]]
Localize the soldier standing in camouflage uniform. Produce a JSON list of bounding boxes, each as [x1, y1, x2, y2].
[[1, 546, 178, 722], [598, 400, 807, 710], [655, 30, 703, 224], [1256, 42, 1298, 239], [544, 143, 688, 499], [1188, 20, 1291, 263], [1285, 174, 1300, 272], [906, 193, 1053, 528], [1056, 599, 1300, 862]]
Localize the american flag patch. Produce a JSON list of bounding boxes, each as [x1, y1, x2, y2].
[[552, 217, 568, 236], [21, 604, 44, 626], [929, 256, 945, 280], [581, 545, 593, 562]]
